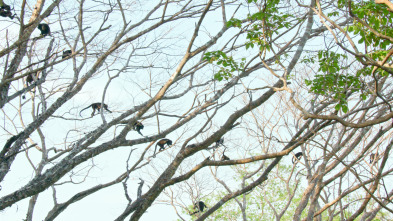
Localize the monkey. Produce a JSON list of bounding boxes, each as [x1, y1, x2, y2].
[[79, 103, 112, 117], [0, 4, 10, 11], [292, 152, 303, 164], [37, 24, 51, 36], [62, 50, 72, 59], [153, 138, 172, 157], [0, 3, 15, 19], [137, 178, 144, 199], [221, 146, 230, 161], [26, 74, 33, 85], [205, 137, 224, 150], [221, 154, 230, 161], [190, 201, 208, 215], [0, 132, 25, 161], [133, 121, 144, 136], [196, 201, 208, 212], [25, 72, 39, 86], [0, 10, 14, 20], [23, 72, 39, 99], [186, 144, 197, 148], [215, 138, 224, 147], [370, 153, 378, 164]]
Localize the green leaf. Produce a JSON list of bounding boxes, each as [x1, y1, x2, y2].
[[342, 105, 348, 113]]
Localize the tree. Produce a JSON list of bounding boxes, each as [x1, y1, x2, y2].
[[1, 0, 393, 220]]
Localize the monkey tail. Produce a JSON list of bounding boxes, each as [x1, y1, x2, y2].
[[189, 211, 197, 215], [153, 144, 158, 158], [0, 132, 25, 161], [223, 146, 227, 155], [79, 105, 92, 117]]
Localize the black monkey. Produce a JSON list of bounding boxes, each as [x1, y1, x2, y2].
[[137, 178, 144, 199], [221, 154, 230, 161], [215, 138, 224, 147], [0, 3, 15, 19], [186, 144, 197, 148], [133, 121, 144, 136], [23, 72, 39, 99], [79, 103, 112, 117], [37, 24, 51, 36], [0, 4, 10, 11], [221, 147, 230, 161], [26, 74, 33, 85], [0, 132, 25, 161], [370, 153, 378, 164], [153, 138, 172, 157], [26, 72, 38, 86], [292, 152, 303, 164], [190, 201, 208, 215], [62, 50, 72, 59]]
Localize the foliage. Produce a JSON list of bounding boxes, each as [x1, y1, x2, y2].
[[210, 0, 293, 80], [302, 1, 393, 113], [203, 51, 245, 81], [204, 164, 305, 220], [304, 51, 367, 113]]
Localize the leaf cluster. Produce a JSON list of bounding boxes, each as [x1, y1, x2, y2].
[[213, 0, 293, 81], [203, 51, 245, 81], [347, 1, 393, 50], [304, 51, 367, 113]]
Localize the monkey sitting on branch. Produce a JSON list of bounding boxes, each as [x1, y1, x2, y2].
[[37, 23, 51, 36], [292, 152, 303, 164], [190, 201, 208, 215], [62, 50, 72, 59], [0, 2, 16, 19], [221, 146, 230, 161]]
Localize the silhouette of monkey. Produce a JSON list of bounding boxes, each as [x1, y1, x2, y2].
[[215, 138, 224, 147], [0, 3, 15, 19], [133, 121, 144, 136], [221, 154, 230, 161], [292, 152, 303, 164], [62, 50, 72, 59], [153, 139, 172, 157], [221, 147, 230, 161], [38, 24, 50, 36], [79, 103, 112, 117], [26, 72, 39, 86], [190, 201, 208, 215]]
